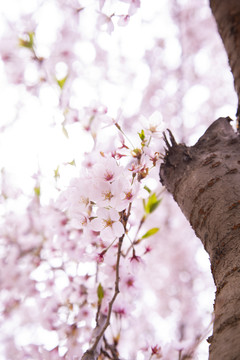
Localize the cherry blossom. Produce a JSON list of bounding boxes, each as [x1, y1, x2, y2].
[[91, 156, 122, 183], [99, 0, 106, 11], [120, 177, 140, 203], [121, 0, 141, 15], [90, 207, 124, 241], [140, 111, 166, 139], [118, 14, 130, 27], [57, 177, 91, 214], [91, 179, 124, 210], [97, 13, 114, 34]]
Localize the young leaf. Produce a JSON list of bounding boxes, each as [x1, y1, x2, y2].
[[57, 75, 68, 89], [144, 193, 162, 214], [34, 186, 41, 197], [97, 283, 104, 303], [141, 227, 159, 239], [68, 159, 76, 166], [54, 166, 60, 180], [28, 32, 35, 48], [138, 129, 145, 141], [19, 32, 35, 49]]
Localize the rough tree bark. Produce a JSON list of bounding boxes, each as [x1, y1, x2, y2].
[[210, 0, 240, 117], [160, 1, 240, 359]]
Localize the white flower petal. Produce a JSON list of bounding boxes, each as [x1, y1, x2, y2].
[[109, 208, 120, 221], [97, 207, 109, 219], [90, 218, 103, 231], [101, 226, 115, 241], [112, 221, 124, 237]]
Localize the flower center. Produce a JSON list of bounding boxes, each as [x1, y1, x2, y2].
[[104, 171, 114, 181], [103, 191, 113, 201], [124, 190, 133, 200], [103, 217, 114, 228]]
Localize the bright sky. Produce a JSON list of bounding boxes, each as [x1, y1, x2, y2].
[[0, 0, 236, 203], [0, 0, 176, 206]]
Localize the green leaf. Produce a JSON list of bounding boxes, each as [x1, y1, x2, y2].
[[138, 129, 145, 141], [144, 193, 162, 214], [19, 32, 35, 49], [28, 32, 35, 47], [54, 166, 60, 180], [97, 283, 104, 303], [68, 159, 76, 166], [34, 186, 40, 197], [57, 75, 68, 89], [141, 227, 159, 239]]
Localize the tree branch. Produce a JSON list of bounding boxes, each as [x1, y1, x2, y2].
[[81, 203, 132, 360], [81, 235, 124, 360]]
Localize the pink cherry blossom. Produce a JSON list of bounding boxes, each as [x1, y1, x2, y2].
[[140, 111, 165, 139], [90, 208, 124, 241], [129, 251, 145, 273], [99, 0, 106, 10], [91, 157, 122, 183], [151, 344, 162, 357], [119, 178, 140, 206], [121, 0, 141, 15], [69, 211, 89, 230], [118, 15, 130, 27], [57, 177, 91, 214], [97, 13, 114, 34], [91, 178, 128, 211]]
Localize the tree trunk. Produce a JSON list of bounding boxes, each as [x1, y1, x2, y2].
[[160, 118, 240, 359], [210, 0, 240, 116], [160, 1, 240, 358]]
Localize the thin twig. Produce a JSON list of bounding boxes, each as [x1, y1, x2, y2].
[[88, 234, 124, 353], [82, 203, 132, 358], [123, 215, 145, 257]]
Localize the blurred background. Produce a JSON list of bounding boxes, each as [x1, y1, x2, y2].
[[0, 0, 237, 359]]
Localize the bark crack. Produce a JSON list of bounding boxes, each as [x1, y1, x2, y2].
[[215, 313, 240, 335], [216, 266, 240, 295]]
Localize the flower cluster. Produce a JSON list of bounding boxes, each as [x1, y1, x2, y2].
[[0, 127, 164, 359], [58, 156, 141, 241]]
